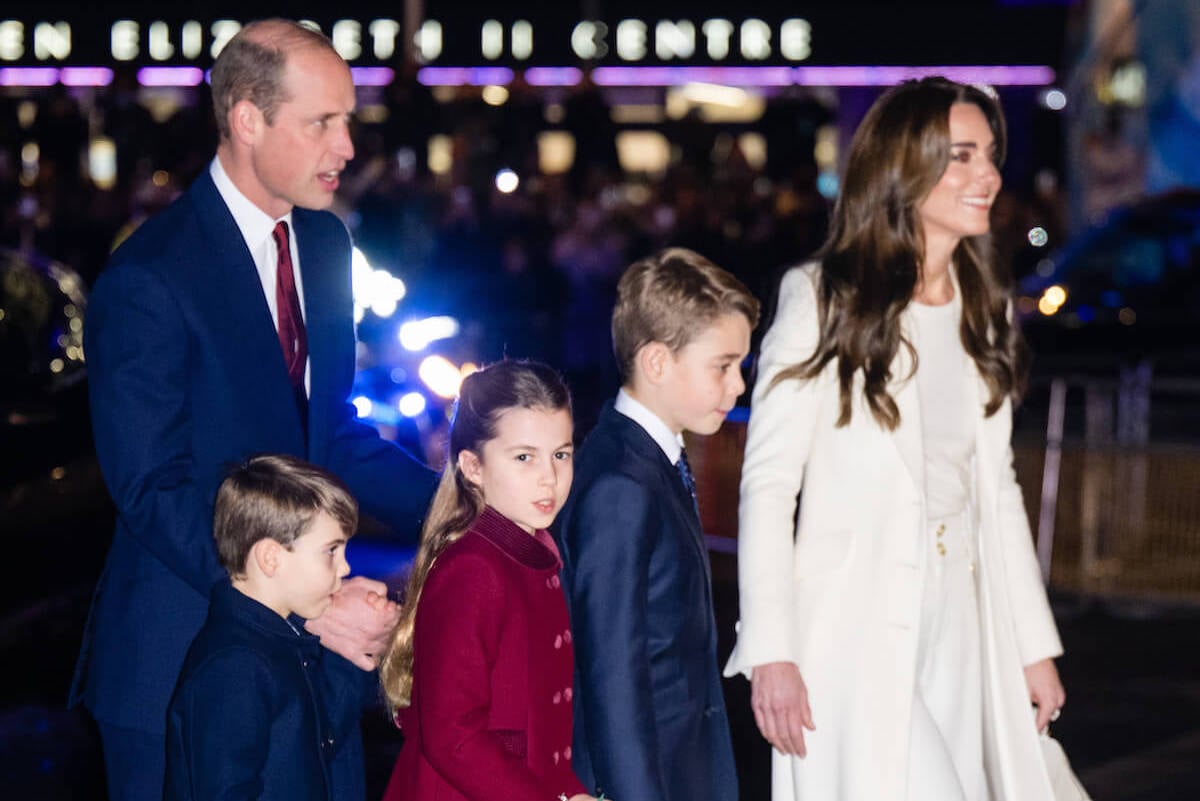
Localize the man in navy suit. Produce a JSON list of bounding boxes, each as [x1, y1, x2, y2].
[[70, 20, 435, 801], [555, 249, 759, 801]]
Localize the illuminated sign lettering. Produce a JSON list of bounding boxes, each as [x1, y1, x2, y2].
[[415, 19, 442, 62], [34, 22, 71, 60], [571, 21, 608, 60], [0, 20, 24, 60], [0, 16, 814, 65]]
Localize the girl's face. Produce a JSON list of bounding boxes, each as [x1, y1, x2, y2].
[[917, 102, 1002, 254], [459, 406, 575, 533]]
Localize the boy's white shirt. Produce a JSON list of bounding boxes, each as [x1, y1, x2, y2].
[[614, 388, 685, 465]]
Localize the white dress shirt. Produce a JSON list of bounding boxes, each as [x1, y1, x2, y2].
[[614, 388, 685, 466], [209, 157, 310, 393]]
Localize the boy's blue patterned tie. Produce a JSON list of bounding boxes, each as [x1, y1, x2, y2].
[[676, 449, 699, 517]]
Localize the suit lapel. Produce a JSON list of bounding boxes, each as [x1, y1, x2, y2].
[[189, 174, 306, 443], [296, 212, 338, 400], [607, 408, 713, 583]]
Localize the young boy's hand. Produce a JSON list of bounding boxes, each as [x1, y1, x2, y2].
[[305, 576, 400, 670]]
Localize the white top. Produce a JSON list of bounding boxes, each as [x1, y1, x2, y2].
[[908, 291, 974, 520], [209, 157, 310, 394], [614, 388, 685, 466]]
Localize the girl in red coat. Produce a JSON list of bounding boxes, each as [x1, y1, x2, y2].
[[380, 360, 598, 801]]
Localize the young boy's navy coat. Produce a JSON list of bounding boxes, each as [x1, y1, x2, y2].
[[555, 402, 737, 801], [165, 580, 371, 801]]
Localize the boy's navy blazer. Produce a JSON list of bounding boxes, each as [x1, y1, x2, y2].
[[70, 170, 434, 778], [555, 402, 737, 801]]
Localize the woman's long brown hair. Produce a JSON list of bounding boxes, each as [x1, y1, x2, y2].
[[379, 360, 571, 711], [772, 77, 1029, 428]]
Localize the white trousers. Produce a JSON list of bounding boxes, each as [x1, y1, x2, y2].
[[906, 511, 989, 801]]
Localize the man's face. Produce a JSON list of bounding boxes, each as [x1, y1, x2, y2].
[[245, 46, 356, 218]]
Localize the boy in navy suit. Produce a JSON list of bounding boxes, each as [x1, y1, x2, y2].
[[166, 455, 377, 801], [556, 248, 759, 801]]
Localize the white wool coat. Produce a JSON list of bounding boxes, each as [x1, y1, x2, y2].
[[725, 264, 1063, 801]]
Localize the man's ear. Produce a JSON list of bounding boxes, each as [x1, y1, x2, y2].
[[457, 450, 483, 488], [250, 538, 285, 578], [636, 341, 671, 386], [228, 99, 264, 147]]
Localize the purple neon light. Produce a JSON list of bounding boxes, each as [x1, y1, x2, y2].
[[416, 64, 1054, 88], [351, 67, 394, 86], [60, 67, 114, 87], [0, 67, 59, 87], [793, 65, 1056, 87], [138, 67, 205, 87], [593, 66, 795, 87], [525, 66, 583, 86], [418, 66, 514, 86], [0, 63, 1056, 89]]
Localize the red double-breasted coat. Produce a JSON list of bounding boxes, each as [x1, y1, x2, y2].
[[384, 506, 589, 801]]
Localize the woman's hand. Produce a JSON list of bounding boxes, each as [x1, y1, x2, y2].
[[1024, 658, 1065, 732], [751, 661, 816, 757]]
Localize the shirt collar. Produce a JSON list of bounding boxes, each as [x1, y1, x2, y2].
[[209, 156, 293, 255], [615, 388, 684, 464], [210, 579, 322, 655]]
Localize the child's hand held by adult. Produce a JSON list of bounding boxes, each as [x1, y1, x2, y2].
[[306, 575, 401, 670]]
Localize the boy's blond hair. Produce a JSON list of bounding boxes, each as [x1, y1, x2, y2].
[[612, 247, 760, 383], [214, 454, 358, 578]]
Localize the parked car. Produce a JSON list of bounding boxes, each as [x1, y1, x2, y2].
[[1018, 189, 1200, 362]]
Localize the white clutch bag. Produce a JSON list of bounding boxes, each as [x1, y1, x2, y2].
[[1040, 729, 1092, 801]]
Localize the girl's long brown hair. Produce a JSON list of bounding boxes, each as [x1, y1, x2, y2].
[[379, 360, 571, 711], [772, 77, 1029, 428]]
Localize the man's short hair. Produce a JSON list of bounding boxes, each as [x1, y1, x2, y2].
[[611, 247, 761, 383], [214, 454, 358, 577], [210, 19, 339, 139]]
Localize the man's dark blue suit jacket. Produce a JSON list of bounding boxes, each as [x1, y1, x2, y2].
[[555, 403, 737, 801], [70, 169, 435, 795]]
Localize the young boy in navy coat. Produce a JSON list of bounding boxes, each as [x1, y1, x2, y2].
[[555, 248, 760, 801], [166, 455, 378, 801]]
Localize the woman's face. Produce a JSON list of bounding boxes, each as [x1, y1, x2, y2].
[[916, 102, 1002, 253]]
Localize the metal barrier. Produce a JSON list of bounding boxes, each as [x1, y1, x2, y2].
[[1019, 368, 1200, 603]]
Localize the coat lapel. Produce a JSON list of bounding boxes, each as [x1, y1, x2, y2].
[[889, 330, 926, 498]]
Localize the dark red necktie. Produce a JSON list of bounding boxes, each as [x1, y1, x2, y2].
[[272, 220, 307, 388]]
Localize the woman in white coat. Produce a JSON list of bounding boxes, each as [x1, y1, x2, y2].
[[725, 77, 1067, 801]]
